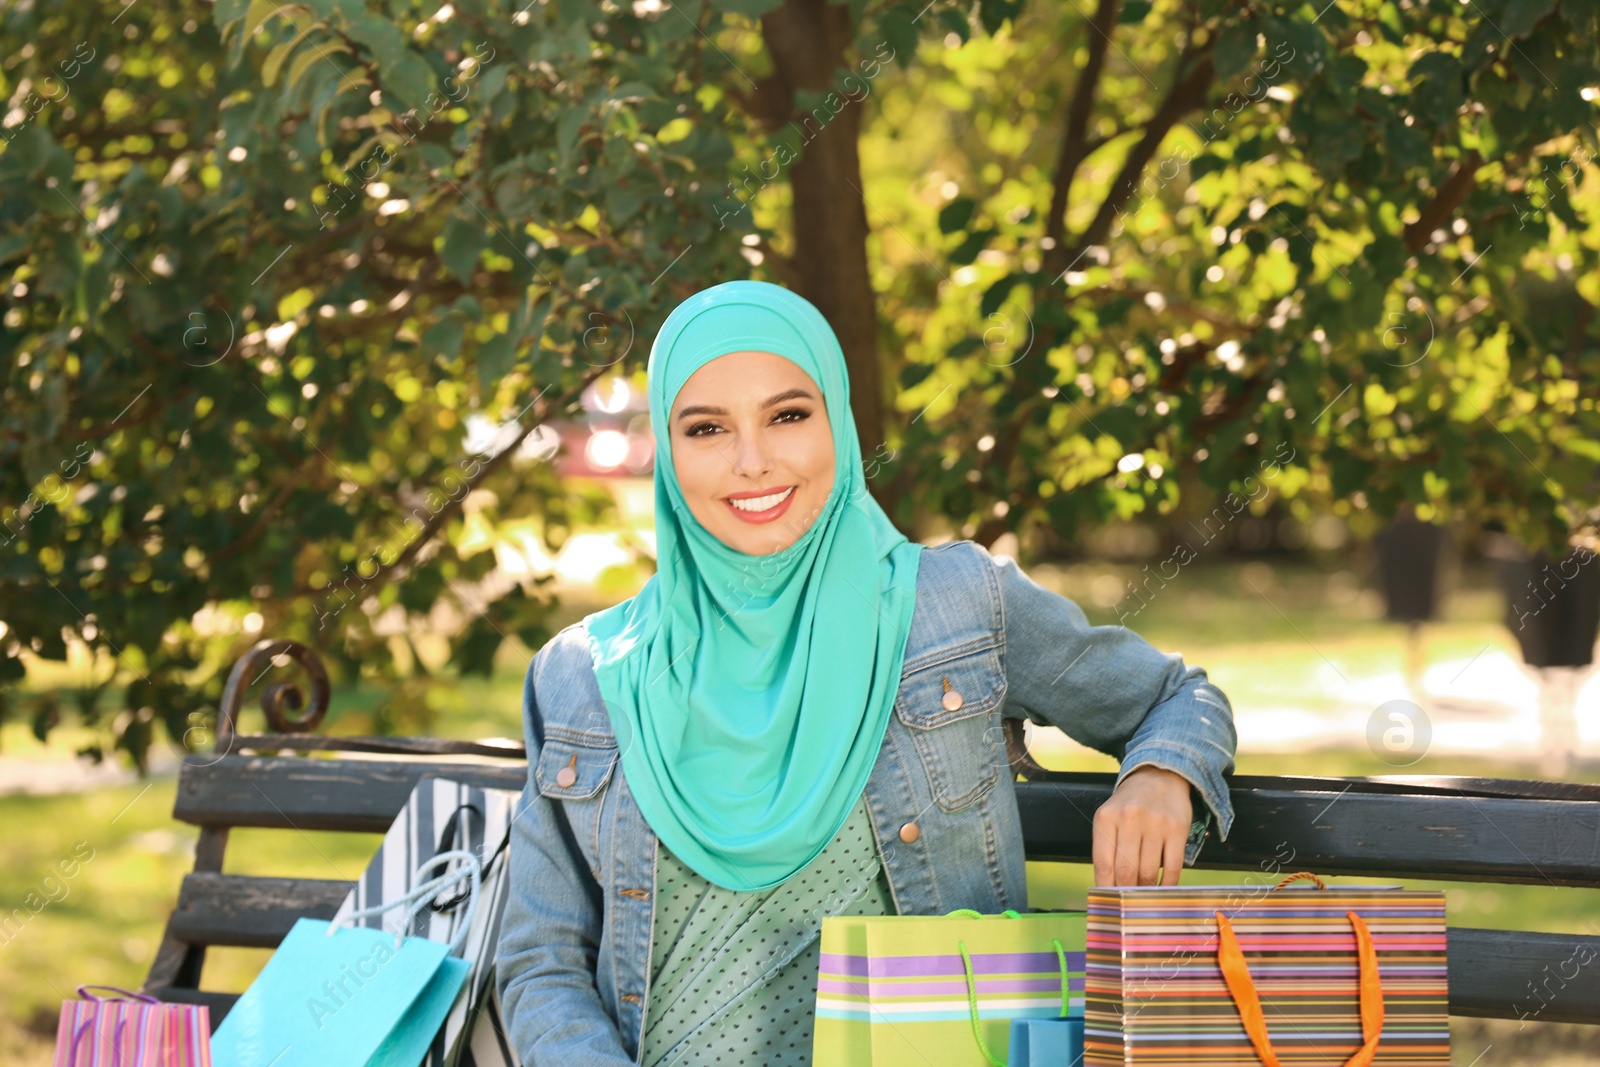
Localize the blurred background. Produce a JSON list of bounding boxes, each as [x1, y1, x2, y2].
[[4, 0, 1600, 1063]]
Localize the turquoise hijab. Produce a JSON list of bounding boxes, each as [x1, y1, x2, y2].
[[581, 280, 923, 891]]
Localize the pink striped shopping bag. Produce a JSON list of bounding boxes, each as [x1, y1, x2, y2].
[[53, 985, 211, 1066]]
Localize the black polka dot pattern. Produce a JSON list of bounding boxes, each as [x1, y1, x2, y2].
[[640, 795, 896, 1066]]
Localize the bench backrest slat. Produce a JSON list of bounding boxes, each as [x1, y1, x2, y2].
[[172, 755, 529, 832], [1018, 776, 1600, 886], [170, 873, 352, 949]]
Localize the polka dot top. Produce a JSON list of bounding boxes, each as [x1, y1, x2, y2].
[[640, 794, 897, 1066]]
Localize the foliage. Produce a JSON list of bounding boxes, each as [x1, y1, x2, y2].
[[2, 0, 1599, 764], [859, 0, 1600, 554]]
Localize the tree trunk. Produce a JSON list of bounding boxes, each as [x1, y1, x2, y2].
[[759, 0, 893, 525]]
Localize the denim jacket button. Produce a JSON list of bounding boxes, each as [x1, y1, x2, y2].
[[555, 766, 577, 788], [941, 689, 964, 712], [899, 821, 921, 843]]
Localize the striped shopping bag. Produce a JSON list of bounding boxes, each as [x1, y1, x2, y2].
[[1086, 872, 1451, 1066], [53, 986, 210, 1066], [331, 776, 520, 1067], [814, 908, 1086, 1066]]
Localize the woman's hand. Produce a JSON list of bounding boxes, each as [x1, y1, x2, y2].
[[1091, 765, 1194, 887]]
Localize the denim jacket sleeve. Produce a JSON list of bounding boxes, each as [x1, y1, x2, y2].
[[494, 644, 635, 1065], [988, 549, 1238, 853]]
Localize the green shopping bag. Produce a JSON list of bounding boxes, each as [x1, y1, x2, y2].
[[814, 909, 1086, 1066]]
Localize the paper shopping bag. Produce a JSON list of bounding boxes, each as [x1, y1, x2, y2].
[[54, 985, 211, 1066], [458, 973, 518, 1067], [1085, 873, 1450, 1066], [210, 850, 483, 1067], [331, 776, 520, 1067], [814, 908, 1086, 1066], [1007, 1016, 1084, 1066]]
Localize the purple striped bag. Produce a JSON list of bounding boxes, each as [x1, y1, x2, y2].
[[53, 985, 211, 1066]]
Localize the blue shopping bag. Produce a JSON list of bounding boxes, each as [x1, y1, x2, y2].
[[1007, 1016, 1083, 1066], [211, 850, 483, 1067]]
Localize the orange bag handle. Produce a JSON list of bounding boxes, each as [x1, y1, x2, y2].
[[1214, 874, 1384, 1067]]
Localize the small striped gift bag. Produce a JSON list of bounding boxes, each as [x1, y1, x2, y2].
[[814, 908, 1087, 1066], [53, 985, 211, 1066], [1086, 872, 1450, 1066]]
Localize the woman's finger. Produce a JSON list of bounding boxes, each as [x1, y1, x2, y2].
[[1092, 814, 1115, 888], [1160, 826, 1185, 886], [1113, 821, 1142, 887], [1137, 825, 1165, 886]]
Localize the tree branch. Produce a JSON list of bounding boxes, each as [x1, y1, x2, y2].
[[1045, 0, 1122, 255], [1058, 45, 1215, 269], [1403, 149, 1483, 253]]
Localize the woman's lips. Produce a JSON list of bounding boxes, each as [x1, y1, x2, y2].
[[724, 486, 796, 524]]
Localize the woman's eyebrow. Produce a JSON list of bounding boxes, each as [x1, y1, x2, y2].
[[675, 387, 816, 422]]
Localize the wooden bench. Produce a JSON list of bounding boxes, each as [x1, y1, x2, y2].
[[142, 640, 1600, 1030]]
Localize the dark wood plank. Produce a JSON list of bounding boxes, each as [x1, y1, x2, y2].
[[173, 756, 528, 831], [1352, 775, 1600, 803], [168, 873, 353, 948], [230, 734, 527, 759], [1017, 775, 1600, 886], [141, 931, 199, 994], [1448, 928, 1600, 1023]]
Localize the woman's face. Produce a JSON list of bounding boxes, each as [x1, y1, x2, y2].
[[670, 350, 836, 556]]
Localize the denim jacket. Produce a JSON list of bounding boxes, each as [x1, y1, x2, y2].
[[495, 538, 1238, 1064]]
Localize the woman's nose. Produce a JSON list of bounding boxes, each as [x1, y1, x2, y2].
[[732, 430, 773, 479]]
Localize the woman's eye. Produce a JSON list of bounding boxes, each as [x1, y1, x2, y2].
[[774, 408, 810, 425], [685, 422, 718, 438]]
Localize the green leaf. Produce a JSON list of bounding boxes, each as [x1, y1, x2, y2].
[[979, 0, 1024, 35], [1500, 0, 1558, 40], [939, 196, 977, 234], [451, 620, 503, 677], [949, 227, 992, 265], [341, 9, 436, 110], [1213, 18, 1259, 82], [938, 7, 971, 44], [284, 36, 349, 96], [440, 216, 486, 285], [214, 0, 252, 27], [1408, 51, 1464, 129], [712, 0, 785, 16], [263, 24, 318, 87], [876, 6, 921, 69], [421, 317, 464, 360], [1118, 1, 1152, 24], [478, 332, 518, 391], [557, 107, 587, 172], [0, 232, 31, 267], [980, 273, 1021, 317]]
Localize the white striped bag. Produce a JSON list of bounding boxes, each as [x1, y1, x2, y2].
[[459, 979, 518, 1067], [53, 985, 211, 1066], [330, 776, 519, 1067]]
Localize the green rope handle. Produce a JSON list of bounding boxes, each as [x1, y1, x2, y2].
[[1051, 938, 1069, 1017], [959, 939, 1006, 1067], [945, 908, 1074, 1064]]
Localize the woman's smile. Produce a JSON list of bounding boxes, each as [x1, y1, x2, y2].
[[724, 485, 796, 522]]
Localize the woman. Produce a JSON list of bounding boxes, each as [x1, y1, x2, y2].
[[495, 280, 1238, 1065]]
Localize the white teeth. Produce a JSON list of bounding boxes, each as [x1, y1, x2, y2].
[[728, 487, 794, 513]]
